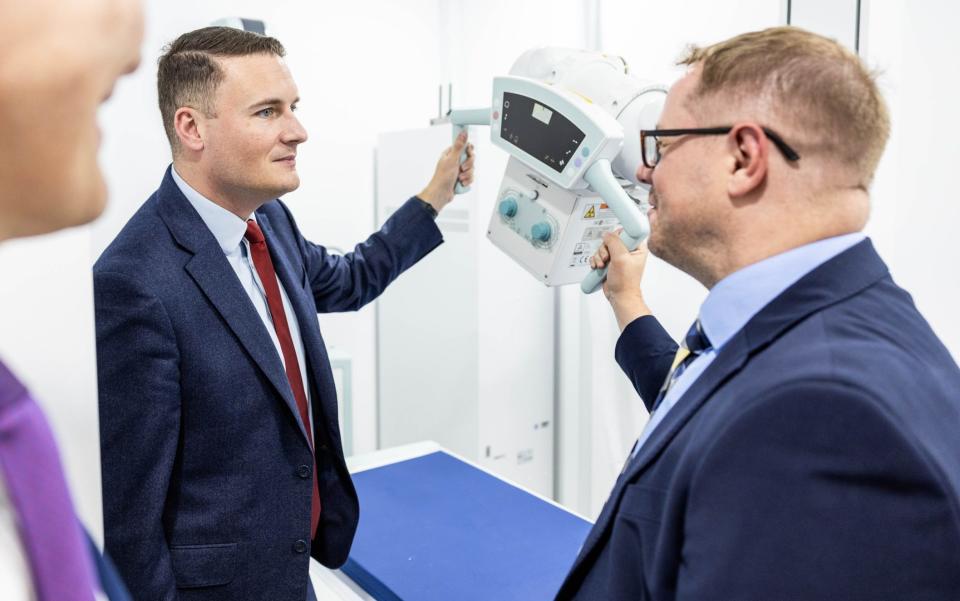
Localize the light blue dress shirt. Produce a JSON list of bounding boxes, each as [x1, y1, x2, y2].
[[630, 232, 866, 457], [171, 167, 314, 430]]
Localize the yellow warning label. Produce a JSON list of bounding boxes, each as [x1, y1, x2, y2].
[[583, 206, 596, 219]]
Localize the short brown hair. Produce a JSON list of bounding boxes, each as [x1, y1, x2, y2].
[[679, 26, 889, 186], [157, 26, 286, 153]]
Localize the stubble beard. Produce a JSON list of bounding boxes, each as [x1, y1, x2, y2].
[[646, 192, 720, 287]]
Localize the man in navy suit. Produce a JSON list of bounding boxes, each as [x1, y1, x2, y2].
[[94, 27, 473, 601], [559, 27, 960, 600]]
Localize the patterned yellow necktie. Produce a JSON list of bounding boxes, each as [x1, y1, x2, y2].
[[653, 319, 710, 411], [621, 319, 713, 472]]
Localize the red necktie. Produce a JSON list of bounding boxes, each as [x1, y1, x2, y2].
[[245, 219, 321, 538]]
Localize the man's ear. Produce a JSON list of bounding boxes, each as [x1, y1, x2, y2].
[[173, 107, 205, 153], [726, 122, 768, 199]]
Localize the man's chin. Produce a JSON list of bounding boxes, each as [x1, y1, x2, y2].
[[63, 176, 108, 229], [646, 226, 664, 257], [282, 173, 301, 192], [266, 177, 300, 199], [15, 189, 106, 241]]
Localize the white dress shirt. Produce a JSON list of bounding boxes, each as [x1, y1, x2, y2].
[[171, 167, 314, 432]]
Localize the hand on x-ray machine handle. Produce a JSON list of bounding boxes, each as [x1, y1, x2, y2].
[[453, 124, 471, 194], [581, 229, 645, 294], [446, 108, 491, 195], [580, 159, 650, 294]]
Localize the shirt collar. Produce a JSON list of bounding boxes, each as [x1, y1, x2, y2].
[[171, 165, 253, 256], [699, 232, 866, 350]]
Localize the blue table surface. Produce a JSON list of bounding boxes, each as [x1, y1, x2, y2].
[[342, 451, 592, 601]]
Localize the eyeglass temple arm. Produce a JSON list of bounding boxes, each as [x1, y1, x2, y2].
[[761, 128, 801, 161], [580, 159, 650, 295]]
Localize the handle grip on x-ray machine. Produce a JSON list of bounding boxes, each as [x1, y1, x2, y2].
[[448, 108, 492, 194], [580, 159, 650, 295]]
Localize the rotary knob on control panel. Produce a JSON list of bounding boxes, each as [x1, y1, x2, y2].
[[498, 197, 519, 218], [531, 221, 553, 243]]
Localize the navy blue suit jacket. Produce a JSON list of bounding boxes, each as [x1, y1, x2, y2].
[[557, 240, 960, 600], [95, 168, 442, 600]]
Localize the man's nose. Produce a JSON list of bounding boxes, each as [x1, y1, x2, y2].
[[636, 163, 653, 186], [282, 114, 308, 145]]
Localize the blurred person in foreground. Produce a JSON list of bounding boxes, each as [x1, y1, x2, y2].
[[0, 0, 143, 599]]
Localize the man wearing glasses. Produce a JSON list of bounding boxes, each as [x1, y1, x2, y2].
[[556, 27, 960, 600]]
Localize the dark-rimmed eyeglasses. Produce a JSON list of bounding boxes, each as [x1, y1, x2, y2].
[[639, 126, 801, 169]]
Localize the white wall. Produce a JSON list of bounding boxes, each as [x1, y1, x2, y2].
[[862, 0, 960, 359], [790, 0, 860, 51], [439, 0, 589, 106]]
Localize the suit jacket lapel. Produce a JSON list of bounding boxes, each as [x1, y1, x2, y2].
[[623, 334, 749, 482], [567, 239, 891, 579], [571, 333, 751, 564], [155, 169, 307, 445]]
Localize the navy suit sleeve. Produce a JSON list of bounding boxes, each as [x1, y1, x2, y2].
[[614, 315, 678, 411], [280, 197, 443, 312], [95, 270, 181, 601], [677, 380, 960, 600]]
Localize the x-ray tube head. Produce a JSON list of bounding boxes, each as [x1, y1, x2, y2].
[[440, 47, 666, 289]]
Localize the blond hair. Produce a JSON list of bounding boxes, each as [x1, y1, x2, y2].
[[679, 26, 889, 187]]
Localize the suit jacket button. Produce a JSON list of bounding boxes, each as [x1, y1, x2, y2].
[[293, 539, 308, 554], [297, 465, 311, 479], [318, 444, 328, 452]]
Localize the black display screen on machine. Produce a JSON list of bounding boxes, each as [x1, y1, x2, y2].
[[500, 92, 586, 173]]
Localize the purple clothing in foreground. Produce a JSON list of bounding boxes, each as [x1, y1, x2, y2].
[[0, 359, 97, 601]]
